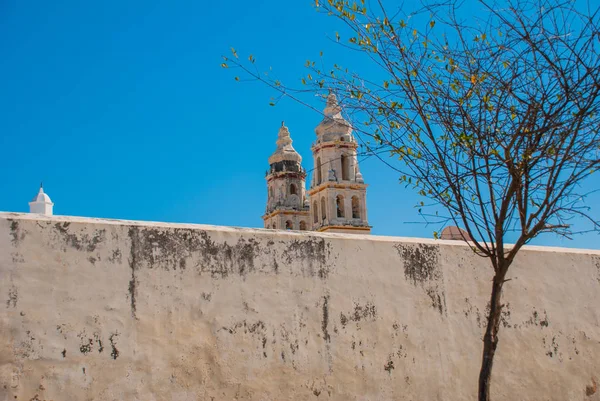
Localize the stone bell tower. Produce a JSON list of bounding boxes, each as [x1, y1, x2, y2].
[[307, 93, 370, 234], [263, 123, 310, 230]]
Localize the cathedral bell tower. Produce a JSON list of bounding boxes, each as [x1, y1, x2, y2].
[[263, 123, 310, 230], [308, 93, 371, 234]]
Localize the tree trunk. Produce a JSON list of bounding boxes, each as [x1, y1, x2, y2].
[[478, 272, 506, 401]]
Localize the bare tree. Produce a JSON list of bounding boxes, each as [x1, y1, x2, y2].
[[222, 0, 600, 399]]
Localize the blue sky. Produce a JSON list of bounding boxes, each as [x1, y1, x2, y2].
[[1, 0, 598, 249]]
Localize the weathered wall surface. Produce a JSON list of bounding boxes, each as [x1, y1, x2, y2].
[[0, 213, 598, 401]]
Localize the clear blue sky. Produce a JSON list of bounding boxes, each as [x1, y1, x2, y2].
[[1, 0, 598, 249]]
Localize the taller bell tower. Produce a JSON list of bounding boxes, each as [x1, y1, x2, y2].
[[308, 93, 370, 234]]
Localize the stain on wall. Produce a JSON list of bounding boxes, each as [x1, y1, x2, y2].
[[340, 302, 377, 328], [395, 243, 447, 314]]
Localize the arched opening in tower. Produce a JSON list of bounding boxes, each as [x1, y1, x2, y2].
[[285, 220, 293, 230], [321, 197, 327, 221], [313, 201, 318, 224], [336, 195, 345, 218], [299, 221, 307, 230], [290, 183, 297, 195], [352, 196, 361, 219]]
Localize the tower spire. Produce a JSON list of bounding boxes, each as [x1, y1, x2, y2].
[[268, 122, 302, 165], [324, 91, 342, 118]]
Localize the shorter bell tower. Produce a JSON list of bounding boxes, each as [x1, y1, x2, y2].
[[263, 123, 310, 230]]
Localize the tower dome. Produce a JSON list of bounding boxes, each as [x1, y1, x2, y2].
[[268, 122, 302, 165], [440, 226, 472, 241], [29, 184, 54, 216], [315, 92, 353, 143]]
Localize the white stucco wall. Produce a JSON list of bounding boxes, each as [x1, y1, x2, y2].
[[0, 212, 598, 401]]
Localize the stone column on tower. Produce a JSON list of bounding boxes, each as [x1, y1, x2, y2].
[[307, 93, 371, 234], [262, 123, 310, 231]]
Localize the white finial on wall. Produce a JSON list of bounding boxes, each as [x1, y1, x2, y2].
[[29, 183, 54, 215]]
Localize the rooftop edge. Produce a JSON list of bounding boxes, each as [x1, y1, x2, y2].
[[1, 212, 598, 255]]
